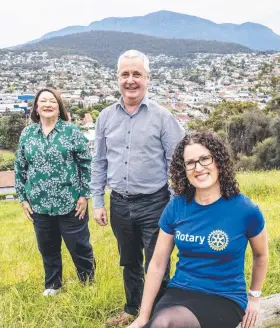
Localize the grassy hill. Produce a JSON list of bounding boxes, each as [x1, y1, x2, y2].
[[0, 171, 279, 327]]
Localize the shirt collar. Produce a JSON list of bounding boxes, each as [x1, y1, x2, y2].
[[35, 118, 64, 134], [116, 95, 150, 112]]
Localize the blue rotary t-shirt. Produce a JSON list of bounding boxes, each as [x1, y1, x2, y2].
[[159, 193, 265, 310]]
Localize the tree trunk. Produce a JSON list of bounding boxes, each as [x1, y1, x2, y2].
[[237, 293, 280, 328]]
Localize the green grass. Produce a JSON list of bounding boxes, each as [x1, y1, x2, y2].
[[0, 149, 15, 161], [0, 172, 280, 327]]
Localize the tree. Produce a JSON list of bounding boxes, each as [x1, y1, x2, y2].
[[208, 101, 257, 132], [69, 106, 80, 115], [228, 111, 271, 156], [264, 96, 280, 115], [253, 138, 278, 170], [0, 113, 26, 151], [113, 90, 121, 99], [76, 108, 88, 118], [91, 110, 100, 123], [92, 103, 107, 112], [189, 101, 258, 133], [80, 90, 88, 99], [78, 101, 84, 109], [270, 117, 280, 167]]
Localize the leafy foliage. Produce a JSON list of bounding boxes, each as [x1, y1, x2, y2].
[[228, 111, 271, 156], [0, 113, 26, 151], [188, 98, 280, 170], [0, 153, 15, 170]]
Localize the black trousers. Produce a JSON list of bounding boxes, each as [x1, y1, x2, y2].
[[110, 185, 171, 315], [32, 208, 94, 289]]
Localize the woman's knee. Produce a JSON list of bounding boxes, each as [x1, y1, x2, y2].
[[149, 306, 201, 328], [150, 315, 170, 328]]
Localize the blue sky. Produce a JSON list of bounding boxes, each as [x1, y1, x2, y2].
[[1, 0, 280, 48]]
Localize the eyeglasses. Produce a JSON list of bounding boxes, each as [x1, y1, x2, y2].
[[184, 155, 213, 171]]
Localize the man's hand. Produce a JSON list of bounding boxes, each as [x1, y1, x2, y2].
[[21, 201, 33, 222], [75, 197, 88, 220], [242, 297, 261, 328], [94, 208, 108, 226]]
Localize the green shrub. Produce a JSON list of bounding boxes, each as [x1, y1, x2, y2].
[[0, 159, 15, 171], [0, 192, 18, 200]]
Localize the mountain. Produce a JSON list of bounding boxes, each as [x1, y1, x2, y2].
[[18, 30, 251, 67], [25, 10, 280, 51]]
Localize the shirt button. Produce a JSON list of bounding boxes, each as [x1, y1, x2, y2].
[[128, 131, 130, 134], [130, 117, 132, 119], [125, 161, 127, 164], [124, 177, 127, 180], [126, 146, 129, 149], [126, 191, 128, 193]]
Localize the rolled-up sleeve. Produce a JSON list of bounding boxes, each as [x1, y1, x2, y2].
[[90, 113, 108, 208]]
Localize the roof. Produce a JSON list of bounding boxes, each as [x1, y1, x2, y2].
[[83, 129, 95, 141], [18, 95, 35, 101], [0, 171, 15, 188], [83, 113, 93, 123]]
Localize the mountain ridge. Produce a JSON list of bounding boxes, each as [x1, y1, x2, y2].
[[18, 30, 251, 67], [25, 10, 280, 51]]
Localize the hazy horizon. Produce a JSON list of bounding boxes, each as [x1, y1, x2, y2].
[[1, 0, 280, 49]]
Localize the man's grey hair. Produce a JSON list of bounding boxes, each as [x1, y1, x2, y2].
[[117, 50, 150, 73]]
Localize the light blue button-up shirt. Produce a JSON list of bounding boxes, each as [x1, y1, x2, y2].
[[91, 96, 185, 208]]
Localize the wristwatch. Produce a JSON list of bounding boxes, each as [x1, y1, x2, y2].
[[248, 289, 262, 298]]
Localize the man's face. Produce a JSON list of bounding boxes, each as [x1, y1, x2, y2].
[[118, 57, 150, 105]]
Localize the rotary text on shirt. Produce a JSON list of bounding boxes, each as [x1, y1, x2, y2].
[[175, 231, 205, 245]]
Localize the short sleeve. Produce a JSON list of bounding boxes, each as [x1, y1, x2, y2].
[[159, 197, 177, 235], [246, 205, 265, 238]]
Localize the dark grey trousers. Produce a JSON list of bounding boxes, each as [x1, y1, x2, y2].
[[110, 185, 171, 315], [32, 208, 94, 289]]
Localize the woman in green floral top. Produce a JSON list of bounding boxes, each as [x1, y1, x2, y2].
[[15, 88, 94, 296]]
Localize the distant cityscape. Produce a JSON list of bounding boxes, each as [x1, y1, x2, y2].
[[1, 50, 280, 128]]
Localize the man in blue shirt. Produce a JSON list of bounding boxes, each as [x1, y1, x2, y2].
[[91, 50, 185, 326]]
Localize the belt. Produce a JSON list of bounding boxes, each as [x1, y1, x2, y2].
[[111, 184, 168, 201]]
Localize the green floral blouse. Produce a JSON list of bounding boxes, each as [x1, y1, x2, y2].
[[15, 119, 91, 215]]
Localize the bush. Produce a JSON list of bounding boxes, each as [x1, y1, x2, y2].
[[0, 192, 18, 200], [235, 154, 257, 171], [0, 159, 15, 171], [253, 138, 278, 169]]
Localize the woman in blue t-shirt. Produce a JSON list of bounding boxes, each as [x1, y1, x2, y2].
[[128, 132, 268, 328]]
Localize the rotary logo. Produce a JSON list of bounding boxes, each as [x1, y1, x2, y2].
[[207, 230, 229, 251]]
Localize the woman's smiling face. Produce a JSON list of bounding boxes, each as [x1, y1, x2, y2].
[[36, 91, 59, 120], [183, 143, 220, 191]]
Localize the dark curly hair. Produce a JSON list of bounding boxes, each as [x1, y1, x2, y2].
[[170, 132, 239, 202]]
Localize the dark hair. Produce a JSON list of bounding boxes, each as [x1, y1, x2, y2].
[[30, 88, 69, 123], [170, 132, 239, 202]]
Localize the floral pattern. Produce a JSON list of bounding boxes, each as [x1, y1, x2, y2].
[[15, 119, 91, 215]]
